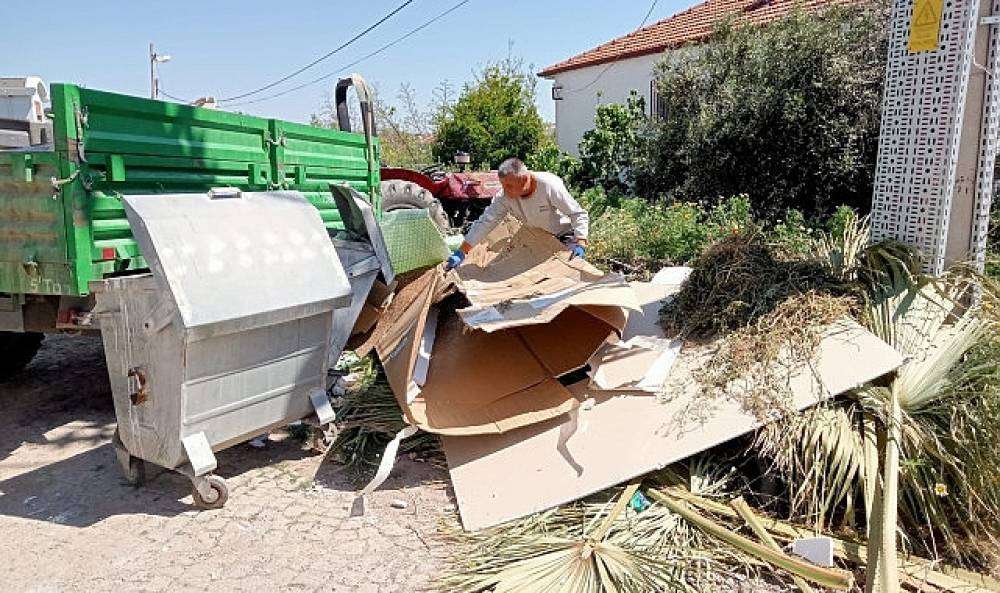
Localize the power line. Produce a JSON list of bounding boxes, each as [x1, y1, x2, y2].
[[564, 0, 662, 95], [220, 0, 473, 108], [159, 88, 194, 103], [217, 0, 416, 102]]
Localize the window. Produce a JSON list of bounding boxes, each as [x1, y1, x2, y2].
[[649, 79, 667, 119]]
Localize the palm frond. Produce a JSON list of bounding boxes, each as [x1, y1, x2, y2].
[[436, 486, 732, 593], [757, 265, 999, 566], [810, 212, 870, 281]]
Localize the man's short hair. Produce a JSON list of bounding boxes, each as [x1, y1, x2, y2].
[[497, 158, 528, 178]]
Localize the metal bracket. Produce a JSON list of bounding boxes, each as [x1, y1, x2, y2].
[[73, 105, 88, 163], [310, 388, 336, 425], [981, 14, 1000, 24], [208, 187, 242, 200], [181, 432, 217, 476], [127, 366, 149, 405]]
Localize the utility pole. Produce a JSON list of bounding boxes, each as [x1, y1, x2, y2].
[[870, 0, 1000, 274], [149, 43, 171, 100]]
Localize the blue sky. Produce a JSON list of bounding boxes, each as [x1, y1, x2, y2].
[[1, 0, 688, 124]]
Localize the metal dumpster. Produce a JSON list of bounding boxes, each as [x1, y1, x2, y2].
[[94, 188, 355, 509]]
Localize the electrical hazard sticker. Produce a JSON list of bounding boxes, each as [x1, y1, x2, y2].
[[909, 0, 945, 53]]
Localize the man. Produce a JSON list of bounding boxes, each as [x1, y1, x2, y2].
[[445, 158, 589, 270]]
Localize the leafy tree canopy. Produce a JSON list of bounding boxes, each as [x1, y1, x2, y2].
[[432, 59, 549, 169]]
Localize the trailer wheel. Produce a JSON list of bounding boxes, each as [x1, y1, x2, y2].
[[0, 331, 44, 382], [380, 180, 450, 231]]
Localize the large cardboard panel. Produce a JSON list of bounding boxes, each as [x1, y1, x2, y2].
[[443, 318, 904, 531], [362, 223, 638, 436], [456, 227, 639, 332], [366, 270, 629, 435], [411, 306, 625, 435]]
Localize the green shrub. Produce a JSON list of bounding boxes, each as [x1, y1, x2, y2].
[[526, 144, 582, 185], [587, 195, 857, 274], [703, 195, 756, 239], [825, 204, 860, 237], [588, 195, 757, 270], [771, 209, 814, 255], [636, 3, 887, 218]]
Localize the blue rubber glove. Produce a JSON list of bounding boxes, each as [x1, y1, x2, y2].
[[445, 249, 465, 271], [569, 243, 586, 260]]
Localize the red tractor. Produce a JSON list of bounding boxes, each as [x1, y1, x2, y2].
[[380, 159, 501, 231]]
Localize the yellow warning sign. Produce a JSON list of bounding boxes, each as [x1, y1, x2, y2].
[[909, 0, 945, 52]]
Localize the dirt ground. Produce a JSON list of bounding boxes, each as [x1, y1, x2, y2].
[[0, 335, 453, 593]]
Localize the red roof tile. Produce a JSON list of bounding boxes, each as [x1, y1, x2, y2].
[[538, 0, 857, 77]]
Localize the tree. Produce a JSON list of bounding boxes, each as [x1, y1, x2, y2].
[[577, 90, 648, 193], [636, 3, 888, 218], [432, 58, 549, 169], [311, 82, 434, 168]]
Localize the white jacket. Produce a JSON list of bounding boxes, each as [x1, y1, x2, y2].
[[464, 172, 589, 247]]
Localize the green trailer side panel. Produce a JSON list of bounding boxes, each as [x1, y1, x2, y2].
[[75, 87, 272, 164], [0, 83, 381, 298], [270, 119, 381, 235], [0, 152, 76, 295]]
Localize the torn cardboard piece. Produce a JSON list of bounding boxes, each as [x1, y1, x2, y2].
[[456, 226, 640, 331], [442, 312, 904, 531], [350, 278, 395, 339], [366, 224, 637, 436], [588, 282, 683, 393]]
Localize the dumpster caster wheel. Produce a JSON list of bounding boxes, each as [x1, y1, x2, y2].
[[113, 428, 146, 487], [191, 475, 228, 510]]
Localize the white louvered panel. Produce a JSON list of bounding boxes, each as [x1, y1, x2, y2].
[[871, 0, 980, 274]]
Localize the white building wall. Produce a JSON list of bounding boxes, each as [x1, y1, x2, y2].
[[547, 53, 662, 156]]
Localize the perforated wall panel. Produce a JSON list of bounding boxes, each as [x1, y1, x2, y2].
[[871, 0, 980, 274], [971, 2, 1000, 270]]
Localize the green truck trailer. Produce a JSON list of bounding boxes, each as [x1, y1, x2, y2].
[[0, 76, 390, 380], [0, 74, 457, 505]]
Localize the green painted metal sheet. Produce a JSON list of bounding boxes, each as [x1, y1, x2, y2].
[[380, 209, 449, 274], [75, 87, 272, 163], [0, 83, 382, 298], [0, 152, 75, 295], [270, 119, 380, 236]]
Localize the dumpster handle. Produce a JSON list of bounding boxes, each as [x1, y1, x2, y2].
[[128, 367, 149, 405], [208, 187, 243, 200]]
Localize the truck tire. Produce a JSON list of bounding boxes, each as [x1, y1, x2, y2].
[[380, 180, 450, 231], [0, 331, 44, 382]]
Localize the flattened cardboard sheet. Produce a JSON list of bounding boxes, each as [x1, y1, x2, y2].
[[363, 223, 641, 436], [456, 226, 639, 332], [443, 315, 904, 531]]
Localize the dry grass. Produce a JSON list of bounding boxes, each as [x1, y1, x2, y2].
[[658, 232, 859, 421], [328, 357, 441, 478], [697, 291, 857, 420]]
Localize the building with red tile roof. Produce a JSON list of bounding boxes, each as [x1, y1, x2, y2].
[[540, 0, 856, 154]]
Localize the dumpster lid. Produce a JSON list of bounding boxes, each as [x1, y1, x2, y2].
[[123, 189, 352, 333]]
